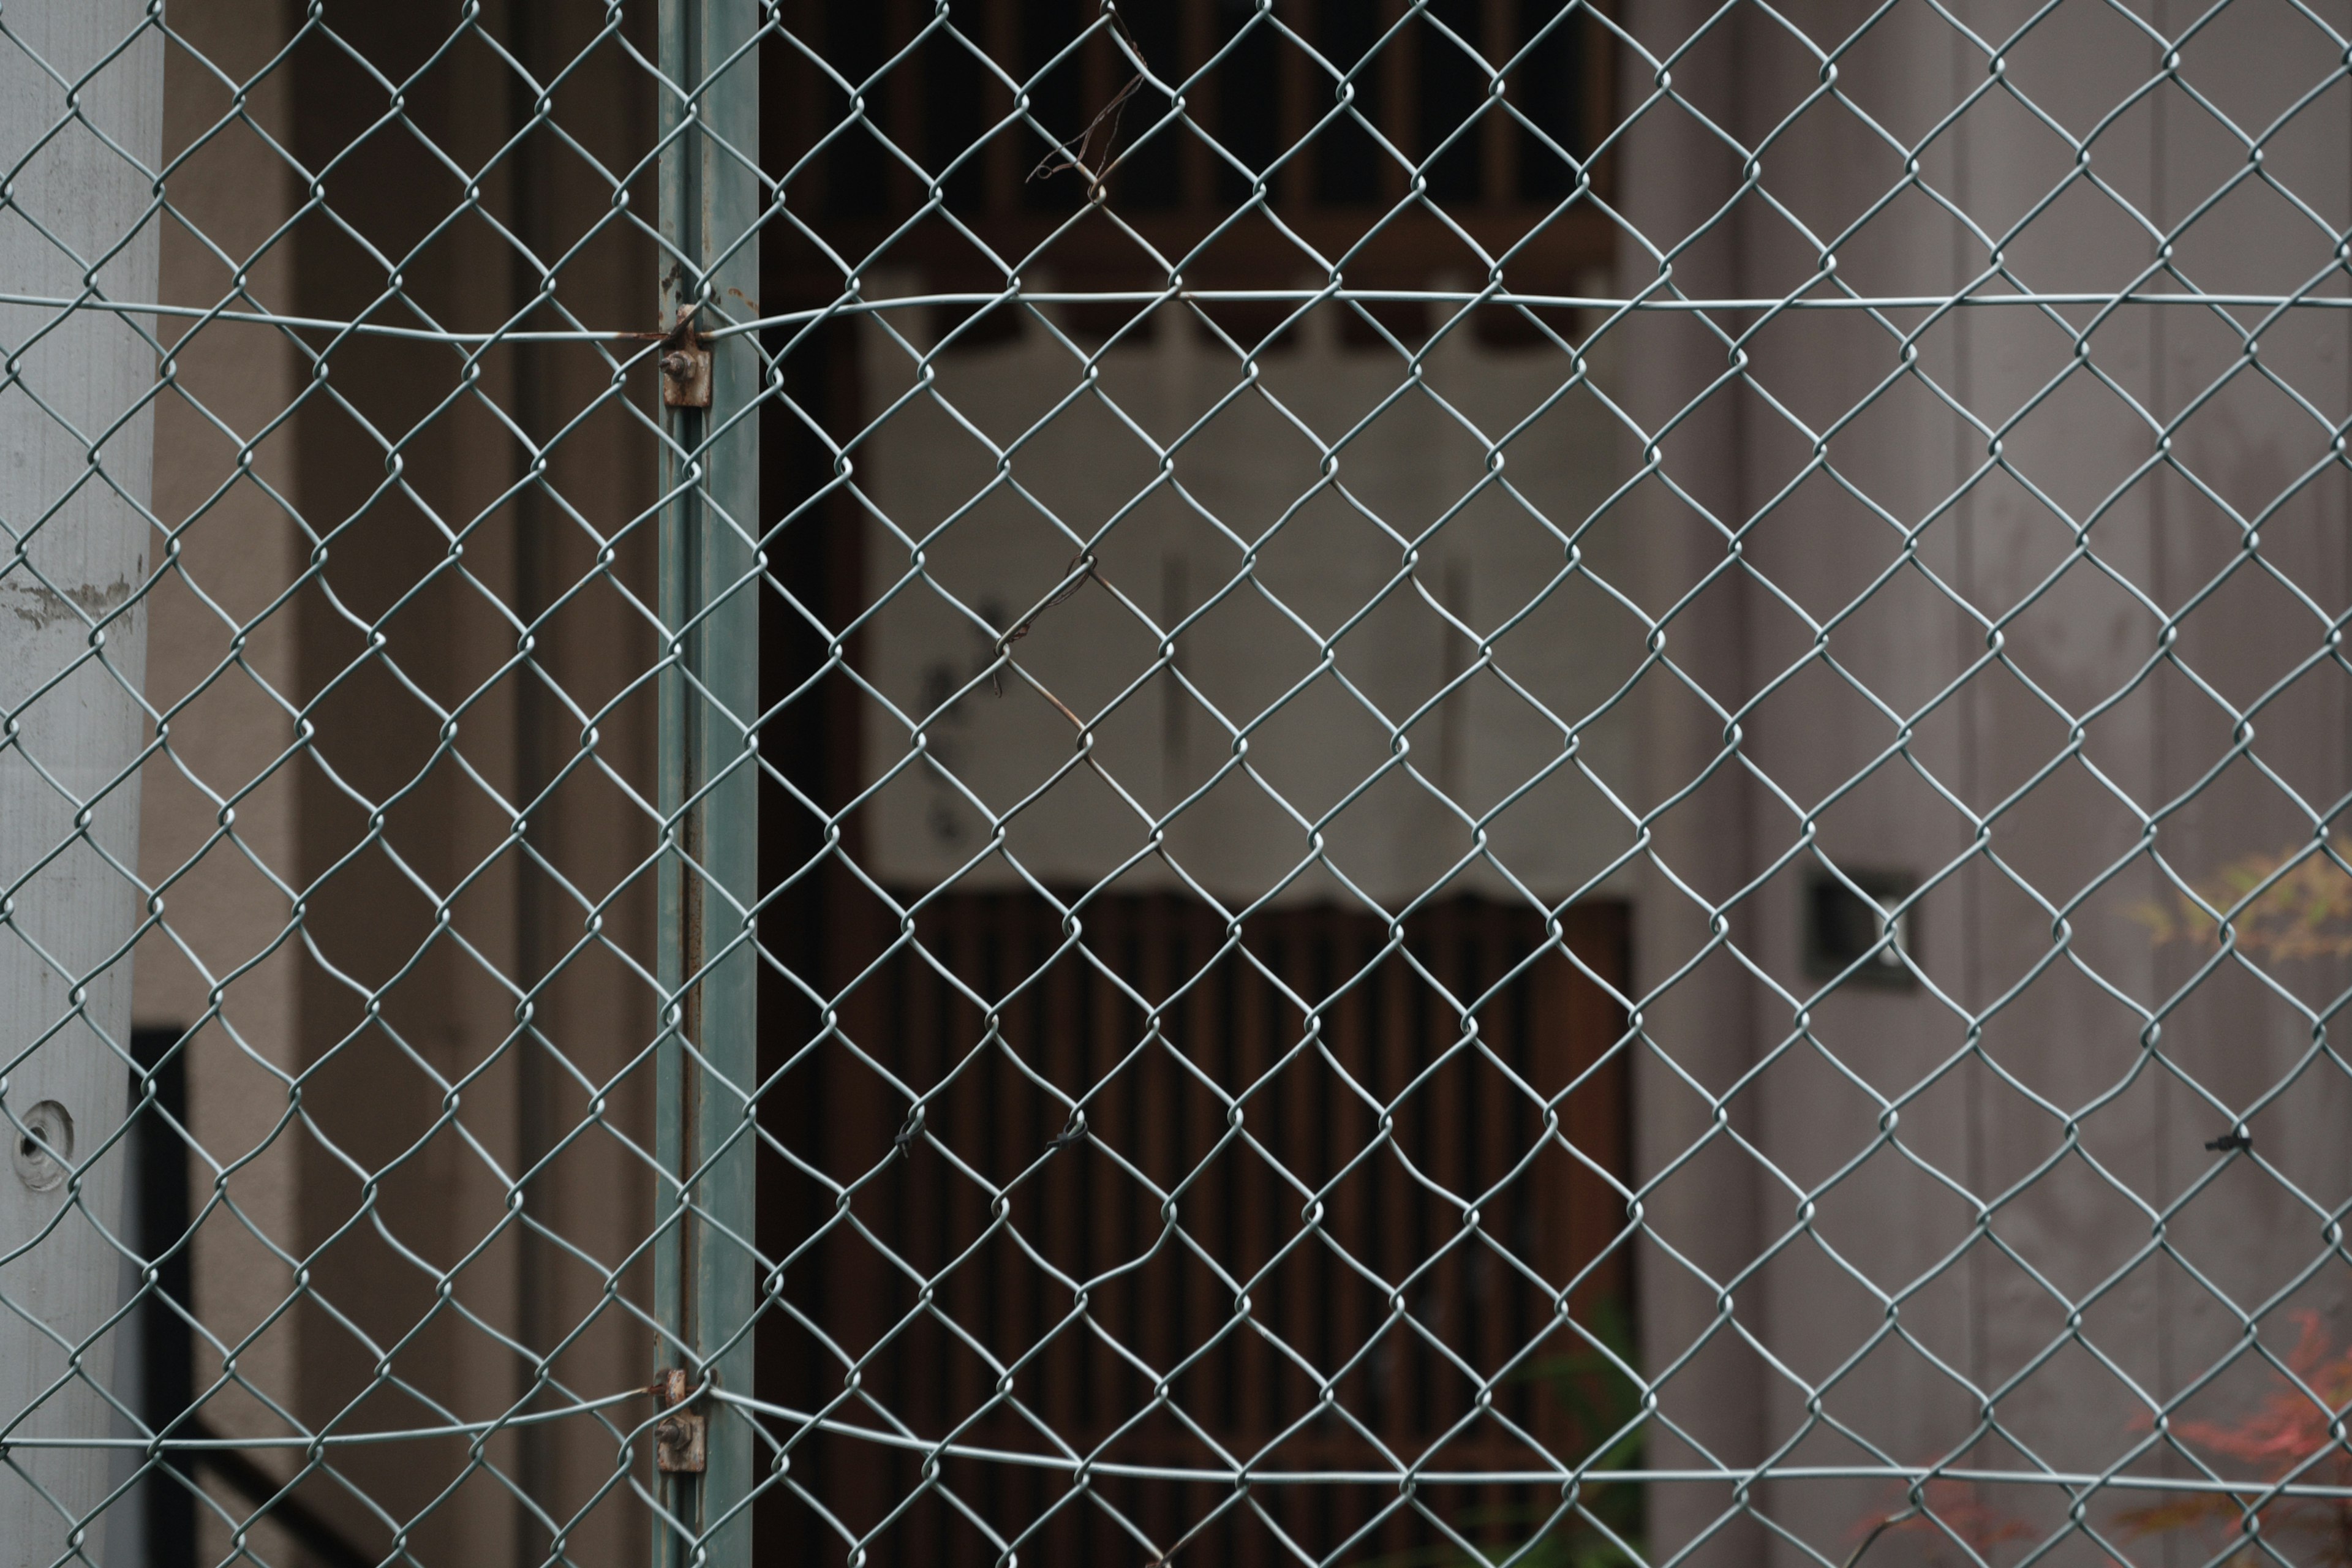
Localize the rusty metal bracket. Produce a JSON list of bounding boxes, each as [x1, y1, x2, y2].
[[650, 1368, 709, 1474], [658, 305, 711, 409]]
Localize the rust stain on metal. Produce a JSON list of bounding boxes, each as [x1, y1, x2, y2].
[[650, 1367, 708, 1473]]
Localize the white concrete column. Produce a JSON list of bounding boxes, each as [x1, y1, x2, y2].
[[0, 1, 162, 1562]]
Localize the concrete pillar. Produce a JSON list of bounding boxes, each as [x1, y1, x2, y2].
[[0, 1, 162, 1562]]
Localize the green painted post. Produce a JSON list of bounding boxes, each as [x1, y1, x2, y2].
[[654, 0, 759, 1564]]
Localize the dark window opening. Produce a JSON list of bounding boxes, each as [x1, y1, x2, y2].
[[771, 0, 1621, 287], [1212, 0, 1283, 206], [1313, 0, 1386, 205], [1020, 0, 1088, 209], [923, 27, 990, 215], [823, 1, 893, 216], [1515, 0, 1588, 202], [1804, 867, 1920, 986], [1109, 0, 1185, 208], [1418, 0, 1486, 203]]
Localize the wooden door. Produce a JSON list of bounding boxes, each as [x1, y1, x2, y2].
[[758, 892, 1634, 1566]]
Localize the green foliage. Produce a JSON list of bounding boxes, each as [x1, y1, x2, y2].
[[2132, 837, 2352, 960]]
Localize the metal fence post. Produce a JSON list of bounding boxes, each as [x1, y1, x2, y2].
[[654, 0, 760, 1564]]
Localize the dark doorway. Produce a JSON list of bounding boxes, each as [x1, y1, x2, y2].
[[129, 1025, 197, 1568], [123, 1027, 377, 1568], [755, 882, 1634, 1565]]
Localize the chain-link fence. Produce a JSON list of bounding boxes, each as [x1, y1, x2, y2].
[[6, 1, 2352, 1566]]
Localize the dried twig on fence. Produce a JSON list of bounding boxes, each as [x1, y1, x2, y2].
[[992, 551, 1096, 700], [1027, 13, 1151, 190]]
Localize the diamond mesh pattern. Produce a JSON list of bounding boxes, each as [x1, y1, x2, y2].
[[5, 2, 2352, 1567]]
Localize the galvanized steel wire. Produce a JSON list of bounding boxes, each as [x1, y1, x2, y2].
[[5, 1, 2352, 1567]]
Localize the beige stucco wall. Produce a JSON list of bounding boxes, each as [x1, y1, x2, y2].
[[856, 272, 1640, 912]]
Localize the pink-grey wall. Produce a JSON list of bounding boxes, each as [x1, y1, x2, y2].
[[1617, 0, 2352, 1560]]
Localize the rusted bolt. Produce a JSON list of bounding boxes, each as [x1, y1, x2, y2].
[[657, 333, 711, 409], [648, 1367, 707, 1473], [654, 1411, 707, 1473]]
